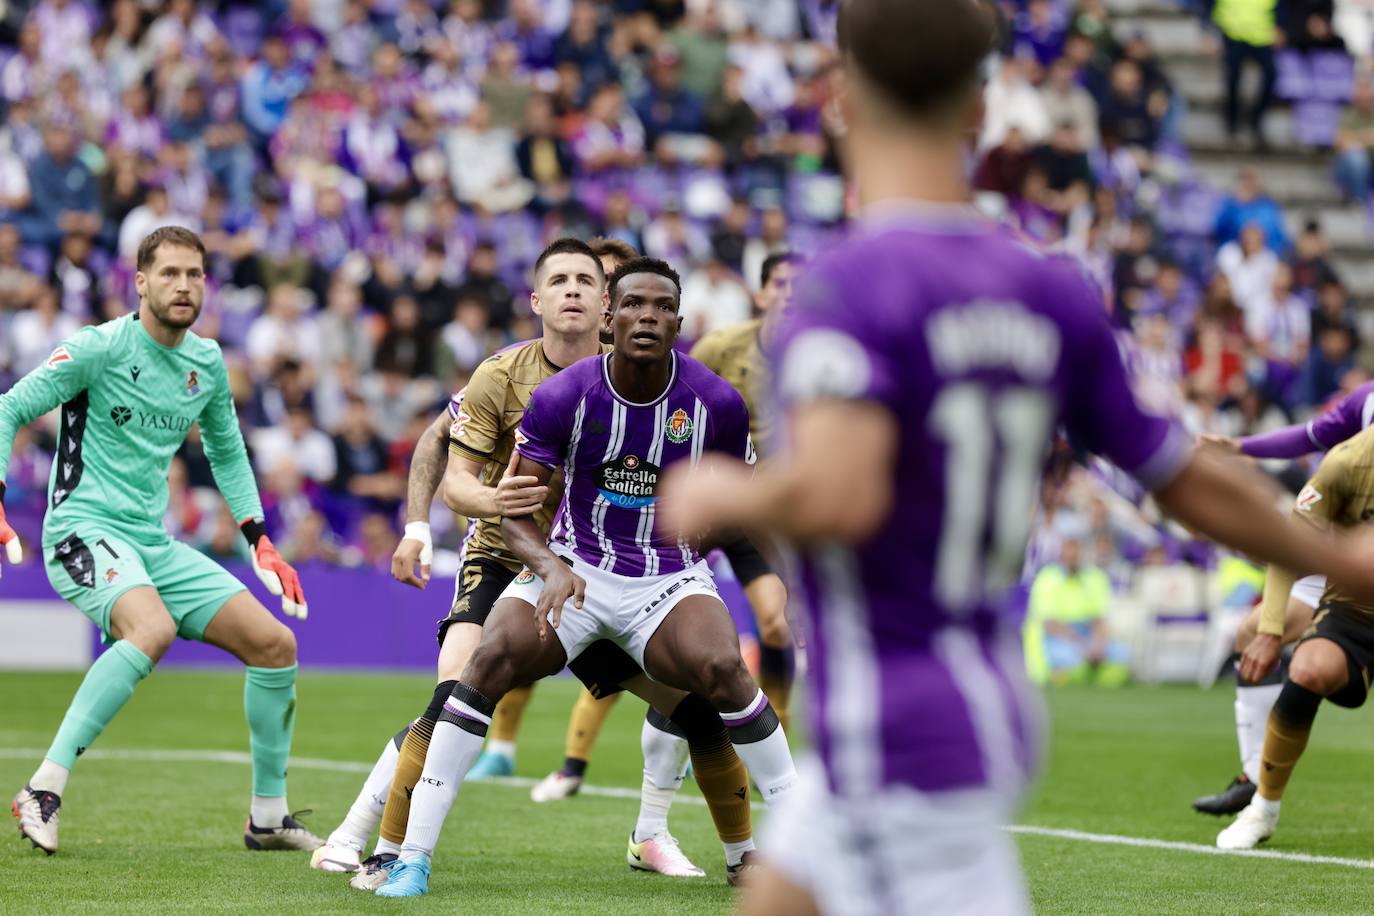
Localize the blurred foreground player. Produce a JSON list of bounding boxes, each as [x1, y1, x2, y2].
[[1218, 424, 1374, 849], [1, 228, 315, 855], [656, 2, 1374, 912], [1193, 379, 1374, 816]]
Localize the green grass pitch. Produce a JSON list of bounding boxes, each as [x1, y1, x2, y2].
[[4, 671, 1374, 914]]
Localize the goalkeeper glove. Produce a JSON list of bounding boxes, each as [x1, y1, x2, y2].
[[241, 518, 308, 619], [0, 483, 21, 576]]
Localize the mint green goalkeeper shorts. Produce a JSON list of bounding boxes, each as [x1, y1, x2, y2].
[[43, 523, 247, 643]]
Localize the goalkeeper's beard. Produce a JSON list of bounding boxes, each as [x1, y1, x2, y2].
[[146, 294, 202, 330]]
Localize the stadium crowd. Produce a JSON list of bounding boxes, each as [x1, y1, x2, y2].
[[0, 0, 1366, 599]]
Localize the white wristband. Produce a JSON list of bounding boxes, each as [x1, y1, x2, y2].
[[403, 522, 432, 544]]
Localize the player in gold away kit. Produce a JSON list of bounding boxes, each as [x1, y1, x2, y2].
[[1219, 423, 1374, 849], [528, 248, 799, 802], [312, 239, 759, 886], [689, 252, 800, 729]]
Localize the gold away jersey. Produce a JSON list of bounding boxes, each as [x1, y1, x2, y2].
[[447, 340, 607, 571], [690, 318, 771, 454], [1294, 424, 1374, 616]]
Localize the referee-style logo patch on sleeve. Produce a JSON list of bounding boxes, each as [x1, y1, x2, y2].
[[1296, 484, 1323, 512]]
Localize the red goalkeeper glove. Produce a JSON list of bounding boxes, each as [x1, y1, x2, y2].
[[241, 519, 308, 619], [0, 484, 21, 576]]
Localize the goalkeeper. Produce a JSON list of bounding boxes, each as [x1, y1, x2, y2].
[[0, 227, 319, 856]]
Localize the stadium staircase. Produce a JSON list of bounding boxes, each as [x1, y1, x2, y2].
[[1105, 0, 1374, 306]]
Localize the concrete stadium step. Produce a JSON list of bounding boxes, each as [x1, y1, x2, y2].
[[1111, 11, 1206, 57], [1191, 156, 1343, 207], [1182, 107, 1306, 151], [1333, 255, 1374, 295], [1105, 0, 1196, 15], [1285, 206, 1371, 249]]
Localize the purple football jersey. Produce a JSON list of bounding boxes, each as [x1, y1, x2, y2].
[[518, 351, 754, 577], [1307, 381, 1374, 449], [772, 206, 1191, 797]]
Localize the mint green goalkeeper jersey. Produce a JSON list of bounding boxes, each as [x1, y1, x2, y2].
[[0, 312, 263, 546]]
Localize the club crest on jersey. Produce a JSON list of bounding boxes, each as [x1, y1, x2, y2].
[[104, 567, 120, 585], [665, 408, 693, 444], [1296, 485, 1323, 512], [45, 346, 71, 369], [186, 370, 201, 396], [450, 409, 472, 440], [515, 568, 536, 584]]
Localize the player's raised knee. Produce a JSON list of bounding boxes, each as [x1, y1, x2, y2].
[[1288, 648, 1346, 696], [133, 616, 177, 662], [700, 654, 756, 709]]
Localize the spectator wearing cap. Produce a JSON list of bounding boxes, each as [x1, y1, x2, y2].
[[21, 121, 101, 250]]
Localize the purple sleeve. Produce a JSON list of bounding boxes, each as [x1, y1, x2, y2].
[[1239, 425, 1322, 459], [1063, 277, 1191, 491], [772, 261, 901, 412], [447, 388, 466, 419], [515, 376, 573, 470], [1301, 383, 1374, 452]]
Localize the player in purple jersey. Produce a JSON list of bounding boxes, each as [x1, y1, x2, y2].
[[656, 2, 1374, 913], [1192, 379, 1374, 816], [376, 258, 797, 898]]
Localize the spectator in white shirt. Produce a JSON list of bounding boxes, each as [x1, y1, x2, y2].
[[9, 286, 79, 375], [1217, 222, 1280, 320], [117, 184, 200, 264], [679, 258, 753, 342], [981, 55, 1051, 151], [245, 282, 323, 382], [446, 99, 533, 212], [252, 404, 338, 484]]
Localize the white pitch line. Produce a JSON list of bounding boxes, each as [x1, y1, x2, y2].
[[5, 747, 1374, 871]]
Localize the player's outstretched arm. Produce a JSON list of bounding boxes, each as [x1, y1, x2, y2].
[[392, 409, 451, 589], [659, 400, 897, 545], [1151, 448, 1363, 600], [499, 454, 582, 639]]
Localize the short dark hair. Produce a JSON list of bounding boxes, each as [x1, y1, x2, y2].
[[760, 251, 800, 289], [136, 226, 207, 272], [838, 0, 997, 121], [608, 256, 681, 307], [533, 237, 603, 283], [589, 236, 638, 266]]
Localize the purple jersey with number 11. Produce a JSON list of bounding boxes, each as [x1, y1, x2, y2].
[[518, 350, 754, 577], [772, 207, 1191, 798]]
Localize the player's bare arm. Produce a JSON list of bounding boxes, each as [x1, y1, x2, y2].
[[391, 409, 452, 588], [499, 455, 583, 638], [660, 400, 897, 545]]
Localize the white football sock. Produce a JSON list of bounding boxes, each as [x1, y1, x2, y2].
[[251, 794, 289, 827], [1236, 682, 1282, 783], [328, 734, 402, 850], [641, 715, 690, 789], [1253, 794, 1282, 816], [30, 758, 70, 796], [373, 836, 402, 857], [721, 690, 797, 806], [723, 838, 756, 867], [483, 739, 515, 760], [634, 776, 677, 843], [401, 695, 491, 861]]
